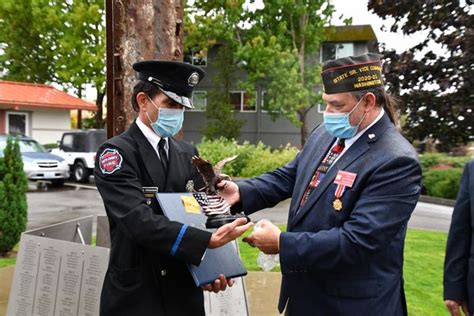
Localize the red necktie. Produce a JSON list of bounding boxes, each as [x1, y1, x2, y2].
[[299, 138, 345, 208]]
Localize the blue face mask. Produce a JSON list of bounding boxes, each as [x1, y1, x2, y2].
[[146, 97, 184, 138], [323, 96, 367, 139]]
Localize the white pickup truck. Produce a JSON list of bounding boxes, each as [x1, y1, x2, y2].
[[51, 129, 106, 182]]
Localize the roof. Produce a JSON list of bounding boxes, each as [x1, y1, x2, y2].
[[0, 80, 97, 111], [325, 25, 377, 42]]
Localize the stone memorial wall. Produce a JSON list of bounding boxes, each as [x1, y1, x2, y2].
[[7, 234, 109, 316]]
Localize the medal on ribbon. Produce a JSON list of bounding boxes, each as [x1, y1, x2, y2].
[[333, 170, 357, 212], [333, 184, 345, 211]]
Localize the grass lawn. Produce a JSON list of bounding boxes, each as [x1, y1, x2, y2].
[[404, 229, 448, 315], [237, 226, 449, 315], [0, 257, 16, 268], [0, 228, 449, 314], [0, 243, 18, 268]]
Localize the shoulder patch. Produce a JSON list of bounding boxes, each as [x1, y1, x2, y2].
[[99, 148, 123, 174]]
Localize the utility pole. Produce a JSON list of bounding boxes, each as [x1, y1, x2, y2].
[[106, 0, 185, 138]]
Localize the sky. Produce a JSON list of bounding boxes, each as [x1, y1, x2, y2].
[[330, 0, 428, 52], [246, 0, 470, 53], [190, 0, 435, 53]]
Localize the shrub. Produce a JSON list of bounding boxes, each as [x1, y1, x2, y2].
[[442, 156, 472, 169], [196, 137, 243, 176], [423, 168, 463, 199], [0, 136, 28, 256], [240, 144, 299, 177], [419, 153, 443, 174], [419, 153, 471, 175], [196, 138, 299, 178]]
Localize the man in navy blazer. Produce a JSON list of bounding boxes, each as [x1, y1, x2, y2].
[[444, 160, 474, 316], [219, 54, 422, 315]]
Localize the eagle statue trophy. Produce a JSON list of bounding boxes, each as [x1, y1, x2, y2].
[[191, 155, 249, 228]]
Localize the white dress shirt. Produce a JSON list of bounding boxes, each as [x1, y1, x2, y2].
[[331, 108, 385, 167], [136, 117, 169, 159]]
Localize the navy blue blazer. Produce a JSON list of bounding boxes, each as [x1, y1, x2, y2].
[[444, 160, 474, 311], [238, 113, 421, 315]]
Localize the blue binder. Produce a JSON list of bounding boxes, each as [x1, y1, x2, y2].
[[156, 193, 247, 287]]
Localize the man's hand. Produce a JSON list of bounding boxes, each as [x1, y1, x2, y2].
[[445, 299, 470, 316], [216, 180, 240, 205], [208, 217, 253, 249], [243, 219, 281, 254], [201, 274, 234, 293]]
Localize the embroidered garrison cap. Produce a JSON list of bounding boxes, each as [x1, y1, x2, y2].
[[321, 53, 384, 95], [133, 60, 205, 108]]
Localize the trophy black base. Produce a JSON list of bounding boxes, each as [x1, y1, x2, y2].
[[205, 213, 250, 229]]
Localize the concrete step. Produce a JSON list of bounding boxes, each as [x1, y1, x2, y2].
[[0, 267, 282, 316]]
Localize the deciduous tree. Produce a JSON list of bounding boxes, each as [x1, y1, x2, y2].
[[368, 0, 473, 152], [0, 0, 106, 128], [0, 0, 58, 83], [55, 0, 106, 128], [185, 1, 246, 140], [186, 0, 335, 145]]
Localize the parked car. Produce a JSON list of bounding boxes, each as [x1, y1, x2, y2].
[[51, 129, 106, 182], [0, 134, 70, 185]]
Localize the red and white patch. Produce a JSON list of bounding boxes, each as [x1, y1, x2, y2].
[[99, 148, 123, 175]]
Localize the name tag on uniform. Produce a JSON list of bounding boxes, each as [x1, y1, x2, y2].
[[143, 187, 158, 205], [334, 170, 357, 188]]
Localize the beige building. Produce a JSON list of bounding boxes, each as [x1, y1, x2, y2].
[[0, 80, 96, 144]]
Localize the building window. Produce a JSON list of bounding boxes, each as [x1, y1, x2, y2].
[[243, 93, 256, 112], [230, 92, 242, 111], [261, 91, 270, 112], [184, 49, 207, 67], [6, 112, 28, 136], [230, 91, 256, 112], [321, 43, 354, 62], [190, 91, 207, 111], [260, 91, 286, 114]]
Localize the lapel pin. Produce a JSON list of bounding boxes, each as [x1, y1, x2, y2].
[[368, 133, 375, 139]]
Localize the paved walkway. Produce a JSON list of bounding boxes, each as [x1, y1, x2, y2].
[[27, 182, 453, 232], [249, 199, 453, 232]]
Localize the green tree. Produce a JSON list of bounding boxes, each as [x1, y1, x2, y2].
[[186, 0, 335, 145], [0, 136, 28, 256], [202, 44, 245, 140], [368, 0, 473, 152], [185, 1, 246, 140], [0, 0, 58, 82], [0, 0, 106, 128], [55, 0, 106, 128]]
